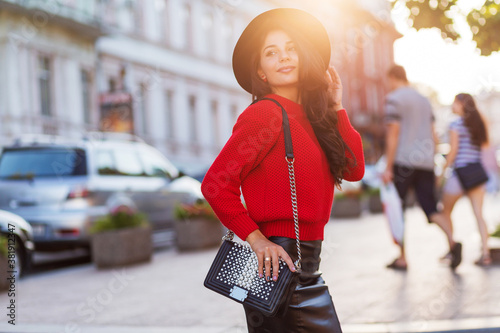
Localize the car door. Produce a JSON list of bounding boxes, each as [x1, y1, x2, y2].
[[91, 147, 149, 216], [138, 147, 188, 231]]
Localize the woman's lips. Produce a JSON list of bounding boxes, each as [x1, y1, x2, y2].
[[277, 66, 296, 73]]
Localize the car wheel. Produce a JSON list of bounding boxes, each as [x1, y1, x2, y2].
[[15, 245, 26, 278], [10, 238, 26, 278]]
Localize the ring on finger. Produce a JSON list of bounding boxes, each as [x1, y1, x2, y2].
[[264, 257, 271, 261]]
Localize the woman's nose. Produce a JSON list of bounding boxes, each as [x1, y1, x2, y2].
[[279, 53, 290, 62]]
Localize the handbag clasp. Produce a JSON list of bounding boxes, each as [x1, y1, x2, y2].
[[229, 286, 248, 302]]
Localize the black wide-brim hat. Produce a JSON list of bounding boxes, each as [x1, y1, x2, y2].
[[232, 8, 331, 94]]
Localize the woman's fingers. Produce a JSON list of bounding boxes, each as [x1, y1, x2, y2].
[[250, 239, 296, 281], [264, 247, 272, 281], [279, 248, 296, 274], [327, 65, 343, 110], [256, 250, 264, 278], [271, 248, 280, 281], [329, 65, 342, 85], [325, 67, 334, 86]]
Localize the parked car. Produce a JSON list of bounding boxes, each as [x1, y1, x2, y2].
[[0, 210, 34, 277], [0, 133, 204, 251]]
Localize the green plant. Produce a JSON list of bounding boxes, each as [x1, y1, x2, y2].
[[0, 235, 7, 258], [90, 206, 149, 234], [334, 188, 363, 200], [491, 223, 500, 238], [364, 186, 380, 197], [174, 201, 218, 221]]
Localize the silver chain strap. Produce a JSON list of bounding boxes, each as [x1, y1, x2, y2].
[[286, 156, 301, 270], [221, 98, 301, 271]]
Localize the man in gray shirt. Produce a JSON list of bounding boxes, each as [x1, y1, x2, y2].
[[382, 65, 461, 270]]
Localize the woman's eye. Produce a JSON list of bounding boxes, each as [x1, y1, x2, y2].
[[266, 50, 277, 56], [288, 46, 296, 51]]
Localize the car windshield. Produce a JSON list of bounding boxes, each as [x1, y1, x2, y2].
[[0, 148, 87, 179]]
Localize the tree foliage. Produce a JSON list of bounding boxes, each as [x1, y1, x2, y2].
[[391, 0, 500, 56]]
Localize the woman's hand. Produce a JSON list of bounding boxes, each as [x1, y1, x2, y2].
[[246, 230, 296, 282], [325, 65, 343, 111], [381, 167, 394, 185]]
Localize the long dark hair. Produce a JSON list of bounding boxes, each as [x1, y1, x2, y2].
[[249, 24, 356, 187], [455, 93, 488, 147]]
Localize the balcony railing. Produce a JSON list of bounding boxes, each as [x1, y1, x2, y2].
[[0, 0, 104, 37], [0, 113, 98, 142], [2, 0, 100, 24]]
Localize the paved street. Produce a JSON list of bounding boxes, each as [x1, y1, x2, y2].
[[1, 195, 500, 333]]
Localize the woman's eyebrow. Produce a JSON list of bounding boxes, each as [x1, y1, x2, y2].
[[263, 41, 294, 52]]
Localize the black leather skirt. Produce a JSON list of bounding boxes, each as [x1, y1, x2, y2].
[[243, 236, 342, 333]]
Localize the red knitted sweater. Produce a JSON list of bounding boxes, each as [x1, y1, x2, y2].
[[201, 94, 365, 241]]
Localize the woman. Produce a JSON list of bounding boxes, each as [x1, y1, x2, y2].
[[440, 93, 491, 266], [201, 8, 364, 332]]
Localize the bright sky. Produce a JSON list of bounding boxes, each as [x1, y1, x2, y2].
[[391, 0, 500, 104]]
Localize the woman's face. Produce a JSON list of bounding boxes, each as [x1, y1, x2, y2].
[[452, 98, 464, 116], [257, 30, 299, 91]]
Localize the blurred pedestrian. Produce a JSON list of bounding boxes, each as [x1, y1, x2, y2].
[[440, 93, 491, 266], [381, 65, 461, 270], [201, 8, 364, 332]]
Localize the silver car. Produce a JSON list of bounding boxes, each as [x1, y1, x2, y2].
[[0, 209, 34, 277], [0, 133, 203, 251]]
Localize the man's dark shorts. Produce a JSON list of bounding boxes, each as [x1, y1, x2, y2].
[[393, 164, 438, 222]]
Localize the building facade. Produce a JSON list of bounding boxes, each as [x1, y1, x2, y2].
[[0, 0, 400, 173], [0, 0, 101, 140]]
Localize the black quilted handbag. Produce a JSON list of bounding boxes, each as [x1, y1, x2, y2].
[[204, 97, 302, 317]]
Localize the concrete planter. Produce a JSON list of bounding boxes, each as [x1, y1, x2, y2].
[[91, 226, 153, 269], [331, 197, 362, 218], [175, 218, 225, 251], [0, 256, 9, 291], [368, 194, 383, 213], [489, 237, 500, 263]]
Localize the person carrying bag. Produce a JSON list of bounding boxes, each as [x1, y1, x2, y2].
[[440, 93, 492, 266], [201, 8, 365, 332]]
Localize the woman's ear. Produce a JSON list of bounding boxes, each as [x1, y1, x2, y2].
[[257, 68, 267, 82]]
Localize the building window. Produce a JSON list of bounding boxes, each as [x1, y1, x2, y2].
[[165, 90, 174, 139], [371, 85, 379, 112], [231, 103, 239, 125], [210, 100, 219, 146], [109, 78, 117, 92], [222, 19, 233, 63], [188, 95, 197, 142], [363, 40, 376, 78], [202, 11, 215, 59], [81, 69, 92, 124], [132, 0, 144, 36], [156, 0, 169, 44], [139, 83, 148, 135], [38, 56, 52, 117], [181, 4, 193, 51]]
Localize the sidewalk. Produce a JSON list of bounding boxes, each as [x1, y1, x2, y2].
[[0, 195, 499, 333]]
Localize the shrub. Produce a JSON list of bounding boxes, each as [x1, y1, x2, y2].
[[174, 200, 218, 221], [90, 206, 149, 234], [491, 223, 500, 238], [0, 235, 7, 258]]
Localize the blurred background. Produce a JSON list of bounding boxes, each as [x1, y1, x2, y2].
[[0, 0, 499, 261], [1, 0, 500, 331], [1, 0, 499, 170]]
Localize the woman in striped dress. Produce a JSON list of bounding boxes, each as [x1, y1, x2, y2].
[[440, 93, 491, 266]]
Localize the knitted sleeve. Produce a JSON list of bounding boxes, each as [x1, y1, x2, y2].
[[336, 109, 365, 181], [201, 102, 282, 241]]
